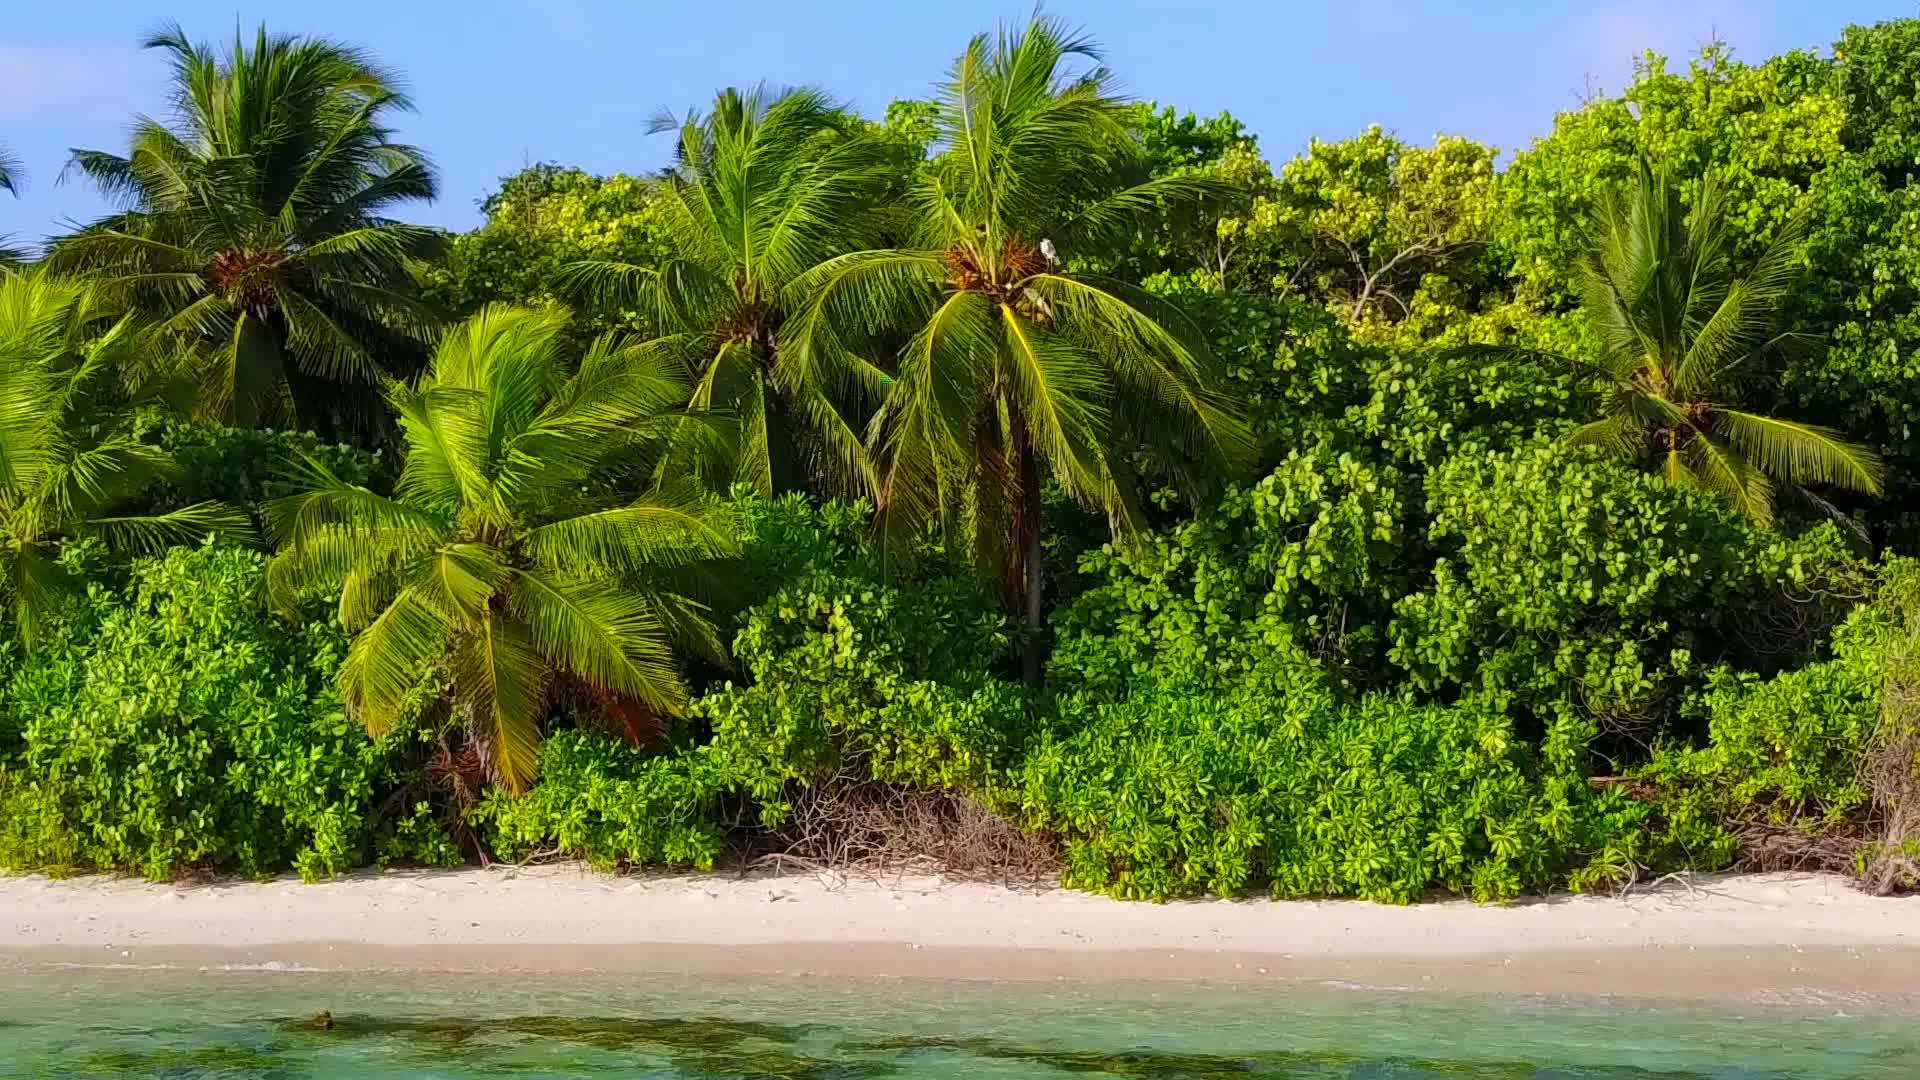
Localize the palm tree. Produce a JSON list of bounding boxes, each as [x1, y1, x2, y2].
[[0, 270, 250, 648], [564, 86, 890, 496], [784, 16, 1252, 680], [0, 144, 23, 266], [50, 23, 442, 432], [1563, 159, 1883, 524], [265, 305, 740, 792]]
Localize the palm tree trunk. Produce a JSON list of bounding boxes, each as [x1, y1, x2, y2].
[[1012, 409, 1045, 686]]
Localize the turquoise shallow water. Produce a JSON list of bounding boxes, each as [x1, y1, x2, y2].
[[0, 968, 1915, 1078]]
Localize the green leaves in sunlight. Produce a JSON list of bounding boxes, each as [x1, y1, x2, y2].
[[7, 11, 1920, 899], [47, 24, 443, 434], [0, 271, 249, 649], [265, 305, 739, 792]]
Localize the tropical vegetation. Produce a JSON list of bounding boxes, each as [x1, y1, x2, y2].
[[564, 86, 890, 498], [264, 305, 738, 791], [0, 13, 1918, 899], [48, 25, 443, 433], [1552, 159, 1883, 523], [789, 20, 1252, 679], [0, 271, 247, 648]]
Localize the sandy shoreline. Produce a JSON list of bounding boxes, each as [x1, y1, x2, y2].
[[3, 867, 1917, 998]]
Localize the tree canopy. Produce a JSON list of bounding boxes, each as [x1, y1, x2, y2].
[[3, 13, 1920, 899], [50, 24, 443, 432], [566, 85, 894, 497], [786, 17, 1253, 677], [264, 305, 739, 790], [1559, 159, 1884, 523]]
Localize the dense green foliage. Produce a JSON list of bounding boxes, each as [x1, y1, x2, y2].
[[1019, 659, 1646, 903], [0, 271, 249, 648], [0, 545, 455, 881], [2, 13, 1919, 899], [1639, 560, 1920, 861], [264, 306, 739, 791]]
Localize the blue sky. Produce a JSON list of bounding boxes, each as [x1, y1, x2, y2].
[[1, 1, 1912, 241]]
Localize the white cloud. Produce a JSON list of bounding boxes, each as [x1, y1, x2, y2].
[[0, 42, 149, 121]]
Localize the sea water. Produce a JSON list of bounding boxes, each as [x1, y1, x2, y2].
[[0, 968, 1913, 1078]]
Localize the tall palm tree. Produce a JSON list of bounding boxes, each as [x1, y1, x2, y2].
[[265, 305, 739, 792], [0, 270, 249, 648], [1564, 159, 1883, 524], [564, 86, 890, 496], [785, 16, 1252, 680], [50, 24, 442, 432]]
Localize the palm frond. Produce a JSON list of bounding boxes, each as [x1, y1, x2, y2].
[[1683, 431, 1775, 525], [3, 546, 68, 654], [779, 248, 944, 407], [1717, 409, 1886, 495], [339, 587, 454, 737], [524, 485, 741, 578], [446, 612, 548, 793], [1563, 415, 1645, 458], [1024, 272, 1254, 472], [1056, 174, 1233, 255], [265, 453, 447, 551], [510, 569, 688, 714], [865, 288, 1000, 537], [998, 304, 1109, 503], [0, 145, 22, 196], [78, 502, 254, 555], [415, 542, 510, 624]]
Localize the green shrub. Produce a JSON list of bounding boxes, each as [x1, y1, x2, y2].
[[1053, 440, 1412, 696], [1392, 444, 1860, 728], [719, 489, 885, 624], [473, 731, 725, 871], [695, 566, 1026, 823], [1352, 345, 1590, 468], [375, 802, 466, 870], [145, 418, 389, 514], [0, 545, 411, 881], [1017, 644, 1648, 903], [1639, 557, 1920, 860]]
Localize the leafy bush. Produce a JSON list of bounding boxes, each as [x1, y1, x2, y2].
[[474, 731, 725, 871], [1639, 557, 1920, 867], [1391, 445, 1860, 733], [722, 490, 882, 617], [0, 545, 414, 881], [145, 418, 389, 513], [1052, 440, 1412, 696], [1352, 345, 1589, 467], [1018, 646, 1649, 902], [695, 570, 1027, 823]]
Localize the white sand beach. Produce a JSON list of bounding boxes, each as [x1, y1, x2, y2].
[[2, 867, 1917, 998]]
